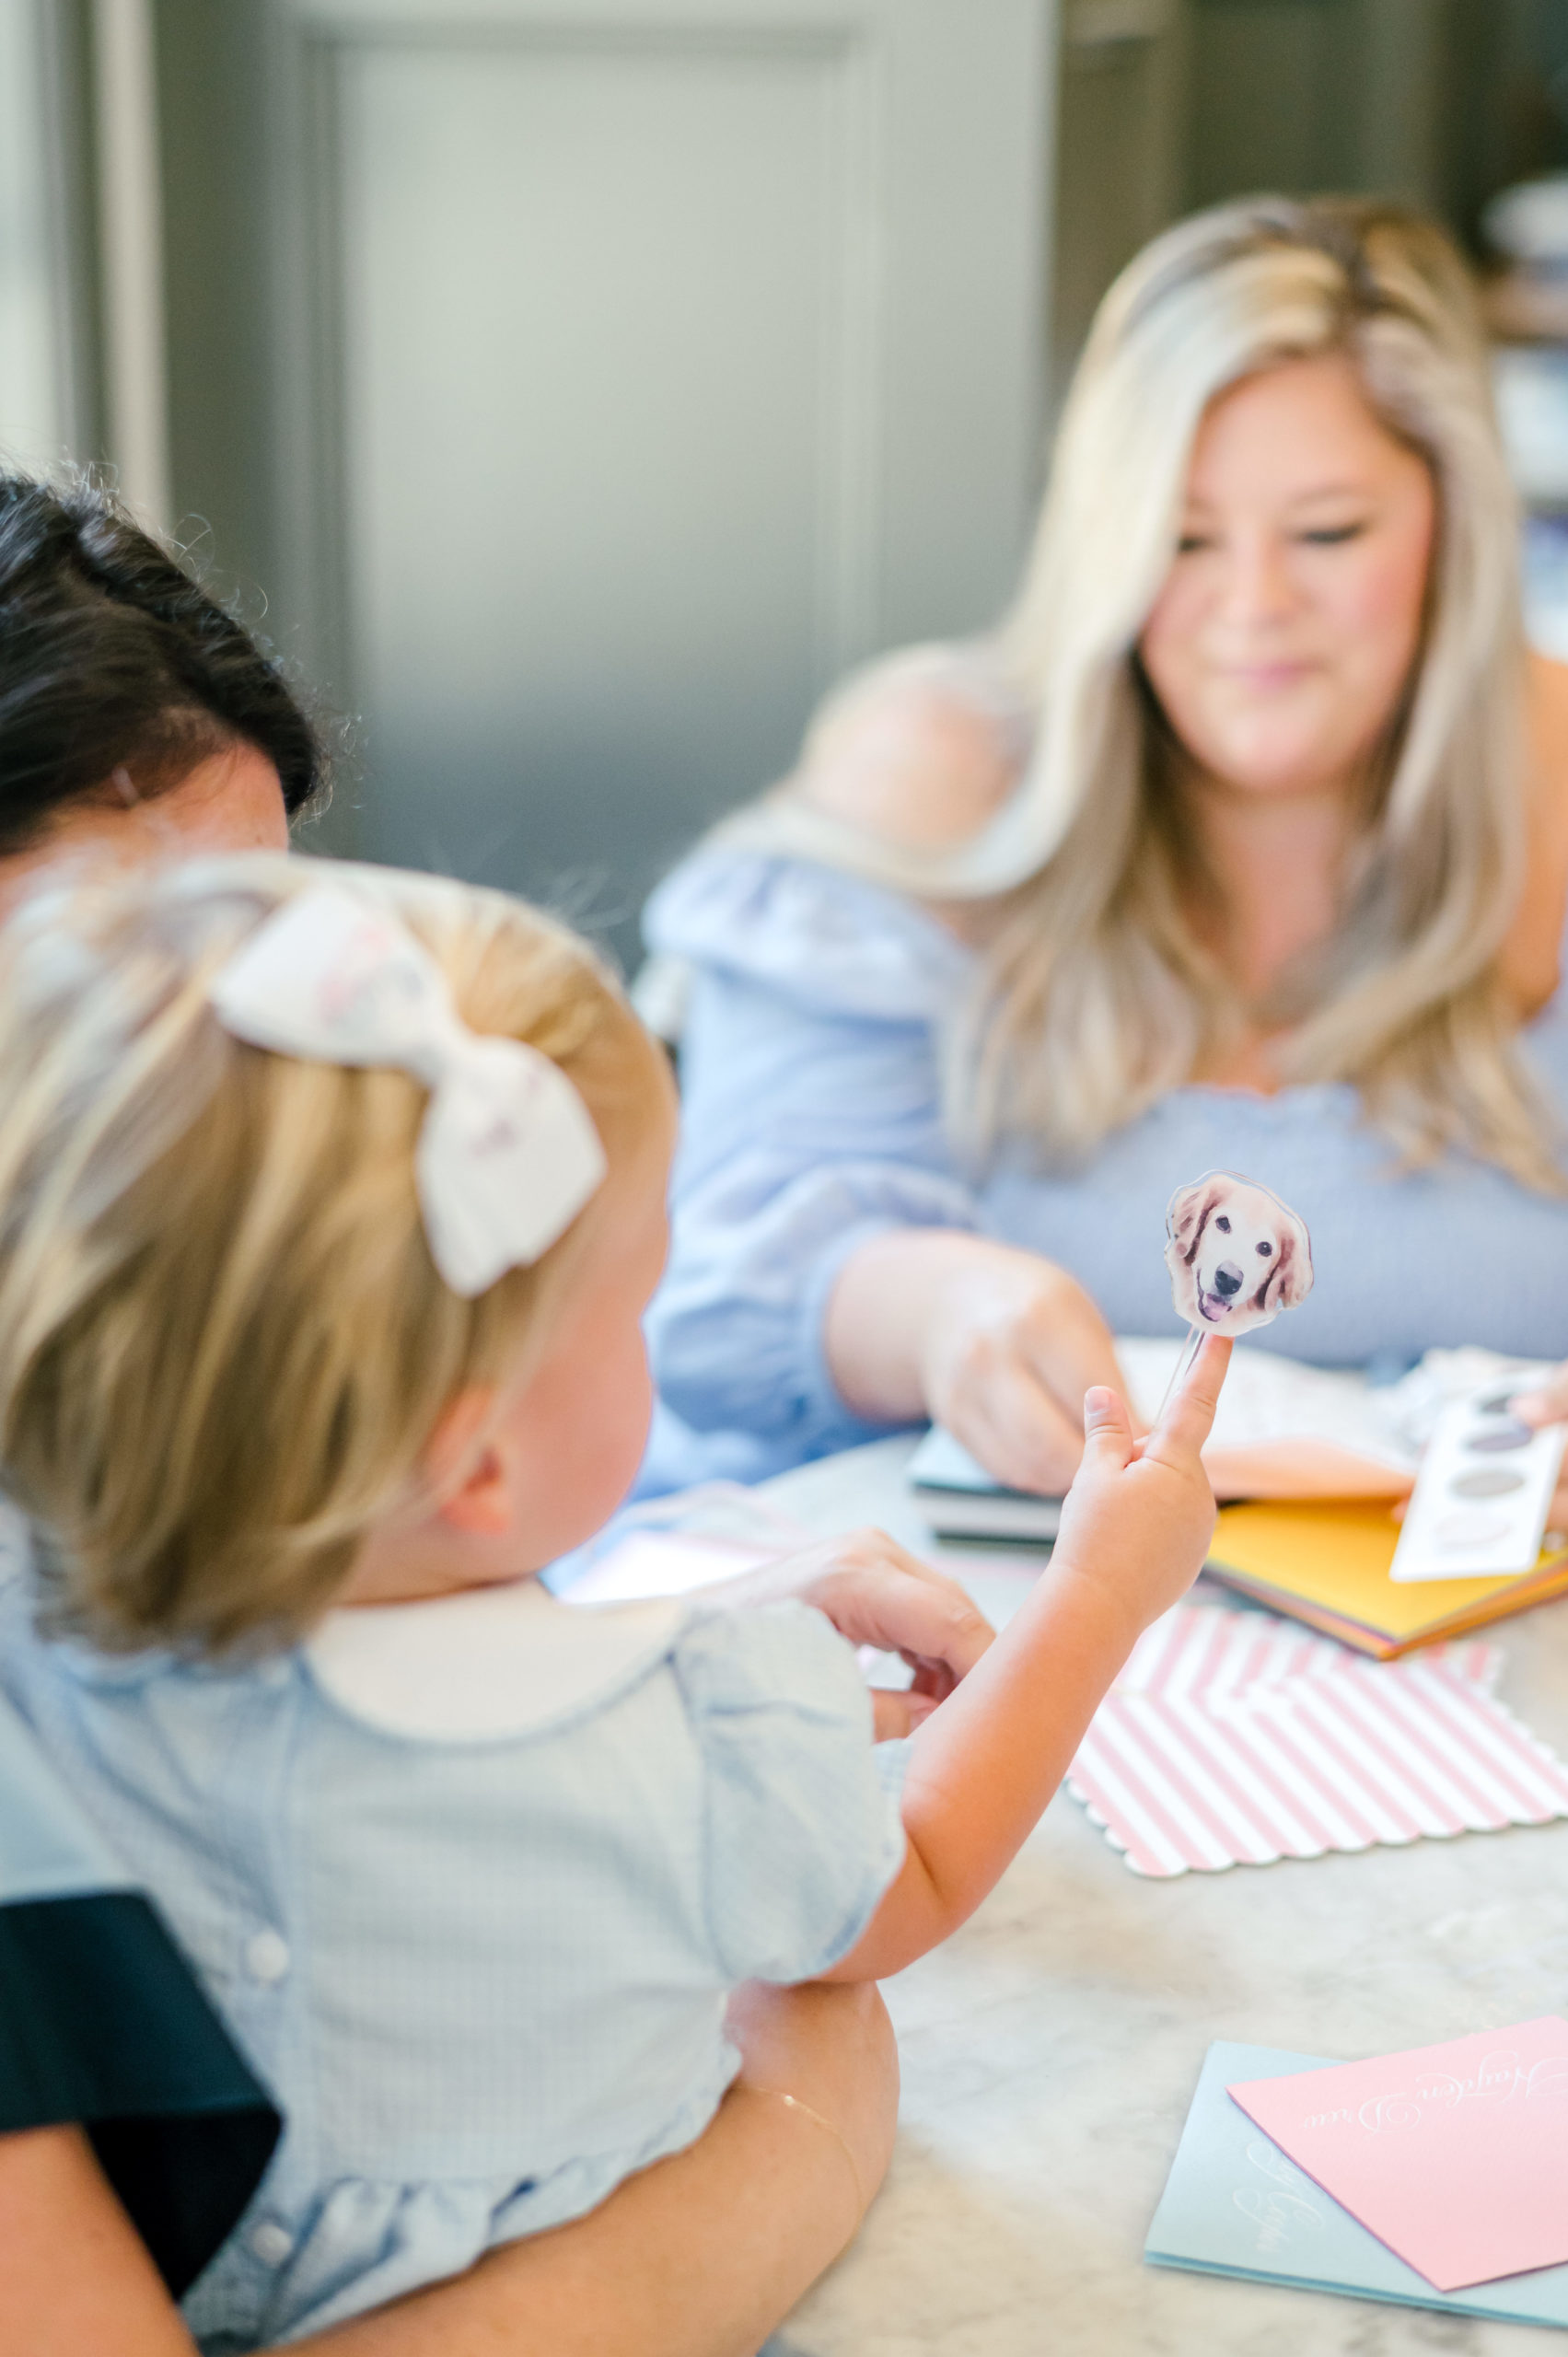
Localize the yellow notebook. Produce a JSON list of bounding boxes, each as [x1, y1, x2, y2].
[[1205, 1500, 1568, 1658]]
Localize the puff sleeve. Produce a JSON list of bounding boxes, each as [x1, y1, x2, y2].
[[673, 1602, 906, 1986], [640, 850, 983, 1487]]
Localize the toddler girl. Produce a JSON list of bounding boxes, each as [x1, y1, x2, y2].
[[0, 853, 1226, 2351]]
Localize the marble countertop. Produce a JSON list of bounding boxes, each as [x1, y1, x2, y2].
[[758, 1436, 1568, 2356]]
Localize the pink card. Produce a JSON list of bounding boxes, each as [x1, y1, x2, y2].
[[1228, 2020, 1568, 2290]]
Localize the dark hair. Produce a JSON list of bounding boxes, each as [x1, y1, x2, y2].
[[0, 470, 327, 855]]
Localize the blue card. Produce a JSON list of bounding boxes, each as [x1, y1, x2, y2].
[[1146, 2042, 1568, 2328]]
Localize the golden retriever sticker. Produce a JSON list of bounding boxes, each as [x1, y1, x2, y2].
[[1164, 1171, 1314, 1336]]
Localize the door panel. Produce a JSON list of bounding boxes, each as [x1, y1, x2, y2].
[[1051, 0, 1185, 409], [267, 0, 1056, 957], [333, 29, 866, 905]]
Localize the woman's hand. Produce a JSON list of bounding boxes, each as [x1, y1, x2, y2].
[[293, 1983, 897, 2357], [703, 1528, 994, 1737], [0, 2125, 201, 2357], [826, 1231, 1132, 1498], [0, 2004, 899, 2357], [913, 1240, 1132, 1493], [1509, 1366, 1568, 1533]]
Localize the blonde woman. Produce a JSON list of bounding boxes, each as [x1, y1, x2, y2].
[[642, 196, 1568, 1498]]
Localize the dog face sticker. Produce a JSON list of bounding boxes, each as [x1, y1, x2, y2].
[[1164, 1170, 1314, 1335]]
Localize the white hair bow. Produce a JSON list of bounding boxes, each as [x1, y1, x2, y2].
[[208, 888, 608, 1295]]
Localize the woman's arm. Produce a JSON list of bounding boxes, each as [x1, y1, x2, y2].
[[644, 877, 988, 1472], [4, 1980, 895, 2357], [651, 667, 1126, 1496], [296, 1980, 894, 2357], [651, 953, 1129, 1494], [794, 671, 1134, 1492], [824, 1338, 1228, 1982], [0, 2124, 199, 2357]]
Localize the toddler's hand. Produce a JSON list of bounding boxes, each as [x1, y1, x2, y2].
[[704, 1527, 994, 1738], [1048, 1335, 1231, 1644]]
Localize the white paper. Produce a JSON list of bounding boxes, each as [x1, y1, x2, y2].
[[908, 1423, 1028, 1493], [1115, 1338, 1416, 1473]]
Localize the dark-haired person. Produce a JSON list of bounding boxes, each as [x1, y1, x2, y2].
[[0, 470, 991, 2355], [0, 470, 320, 889]]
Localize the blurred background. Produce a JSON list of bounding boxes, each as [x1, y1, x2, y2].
[[4, 0, 1568, 965]]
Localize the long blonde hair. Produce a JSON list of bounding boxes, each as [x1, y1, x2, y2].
[[752, 198, 1556, 1188], [0, 854, 661, 1654]]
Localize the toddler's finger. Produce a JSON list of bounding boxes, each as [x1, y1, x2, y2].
[[903, 1654, 959, 1705], [872, 1688, 937, 1739], [1156, 1334, 1231, 1457], [1081, 1385, 1134, 1469], [841, 1563, 993, 1682]]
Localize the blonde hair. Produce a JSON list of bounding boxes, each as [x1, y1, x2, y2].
[[747, 198, 1555, 1189], [0, 853, 662, 1655]]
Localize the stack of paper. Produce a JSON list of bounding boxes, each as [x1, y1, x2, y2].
[[1149, 2026, 1568, 2325], [906, 1423, 1064, 1540], [1067, 1604, 1568, 1876]]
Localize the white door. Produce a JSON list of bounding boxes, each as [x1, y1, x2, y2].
[[262, 0, 1059, 957]]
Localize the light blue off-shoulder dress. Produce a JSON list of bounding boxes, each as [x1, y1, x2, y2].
[[639, 846, 1568, 1492], [0, 1562, 904, 2351]]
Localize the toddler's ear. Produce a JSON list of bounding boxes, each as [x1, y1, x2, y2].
[[427, 1388, 514, 1537]]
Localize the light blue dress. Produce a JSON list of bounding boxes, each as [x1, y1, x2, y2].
[[0, 1561, 905, 2351], [639, 846, 1568, 1492]]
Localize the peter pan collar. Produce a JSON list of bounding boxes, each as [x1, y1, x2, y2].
[[305, 1577, 687, 1743]]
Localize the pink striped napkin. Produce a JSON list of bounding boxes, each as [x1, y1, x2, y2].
[[1068, 1606, 1568, 1877]]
